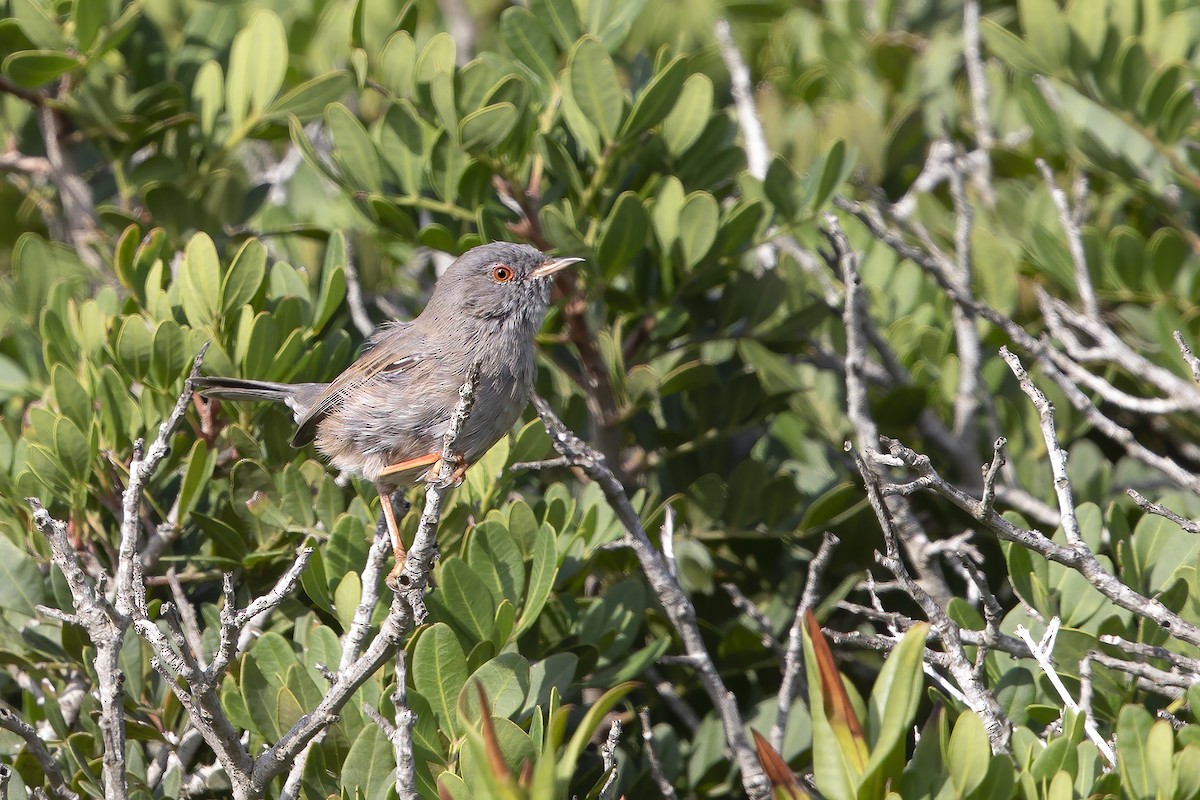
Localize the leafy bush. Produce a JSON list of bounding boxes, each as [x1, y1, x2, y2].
[[3, 0, 1200, 799]]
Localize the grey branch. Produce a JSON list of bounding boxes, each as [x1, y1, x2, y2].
[[598, 719, 622, 800], [119, 343, 210, 606], [722, 582, 784, 659], [0, 707, 79, 800], [530, 393, 771, 800], [713, 16, 777, 273], [824, 213, 953, 608], [1127, 489, 1200, 535], [875, 437, 1200, 649], [638, 708, 678, 800], [394, 650, 418, 800], [856, 452, 1011, 753], [771, 532, 838, 751], [36, 103, 101, 271]]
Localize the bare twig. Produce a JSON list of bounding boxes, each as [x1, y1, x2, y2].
[[394, 650, 417, 800], [0, 708, 78, 800], [341, 237, 375, 338], [531, 394, 771, 800], [638, 708, 678, 800], [875, 436, 1200, 648], [1128, 489, 1200, 534], [772, 532, 838, 750], [1036, 160, 1098, 317], [1016, 621, 1115, 764], [856, 453, 1011, 753], [961, 0, 995, 203], [598, 719, 622, 800], [37, 101, 102, 271], [714, 17, 776, 272], [722, 582, 784, 659], [825, 213, 952, 607]]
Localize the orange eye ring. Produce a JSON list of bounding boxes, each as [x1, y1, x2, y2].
[[491, 264, 515, 283]]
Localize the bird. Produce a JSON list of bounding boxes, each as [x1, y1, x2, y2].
[[193, 241, 582, 586]]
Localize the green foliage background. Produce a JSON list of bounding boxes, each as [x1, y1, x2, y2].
[[3, 0, 1200, 798]]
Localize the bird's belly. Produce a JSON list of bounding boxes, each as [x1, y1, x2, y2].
[[316, 366, 531, 484]]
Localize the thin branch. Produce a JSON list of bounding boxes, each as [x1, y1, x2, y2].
[[0, 708, 79, 800], [772, 532, 838, 751], [875, 436, 1200, 648], [341, 237, 375, 338], [530, 394, 771, 800], [1127, 489, 1200, 535], [722, 582, 784, 659], [1035, 160, 1098, 318], [999, 347, 1083, 545], [394, 650, 417, 800], [638, 708, 678, 800], [598, 719, 622, 800], [714, 17, 776, 272], [1015, 621, 1115, 764], [856, 452, 1011, 753], [824, 213, 952, 607]]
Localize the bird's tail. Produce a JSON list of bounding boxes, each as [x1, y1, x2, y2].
[[192, 376, 296, 404]]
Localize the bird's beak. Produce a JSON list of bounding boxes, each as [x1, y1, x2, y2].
[[530, 256, 584, 279]]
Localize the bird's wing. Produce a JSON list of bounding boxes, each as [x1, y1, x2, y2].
[[291, 327, 423, 447]]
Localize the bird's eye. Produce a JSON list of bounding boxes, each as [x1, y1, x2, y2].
[[490, 265, 515, 283]]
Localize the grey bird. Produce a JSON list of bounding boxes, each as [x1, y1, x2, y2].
[[193, 242, 582, 584]]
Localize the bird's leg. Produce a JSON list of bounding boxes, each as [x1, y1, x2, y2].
[[377, 481, 407, 588], [377, 452, 442, 479]]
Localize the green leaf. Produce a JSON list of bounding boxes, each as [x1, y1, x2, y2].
[[597, 192, 648, 278], [2, 50, 80, 88], [181, 232, 222, 327], [1118, 705, 1155, 800], [858, 623, 928, 797], [326, 103, 383, 193], [467, 523, 526, 607], [333, 572, 361, 634], [340, 724, 394, 800], [312, 260, 347, 336], [530, 0, 580, 51], [176, 439, 215, 527], [561, 77, 603, 159], [415, 32, 456, 83], [0, 534, 46, 617], [265, 72, 354, 122], [225, 9, 288, 127], [621, 55, 687, 138], [221, 239, 266, 316], [240, 655, 280, 739], [413, 622, 469, 739], [74, 0, 106, 51], [662, 73, 712, 155], [193, 60, 224, 137], [677, 191, 718, 267], [947, 711, 990, 797], [431, 557, 496, 643], [11, 0, 65, 50], [1017, 0, 1068, 72], [501, 7, 557, 86], [514, 520, 559, 637], [567, 36, 624, 144], [115, 316, 154, 379], [459, 102, 519, 153], [462, 652, 531, 720], [378, 31, 416, 98]]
